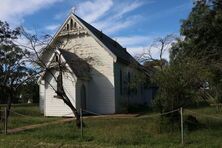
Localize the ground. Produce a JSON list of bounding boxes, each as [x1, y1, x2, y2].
[[0, 105, 222, 147]]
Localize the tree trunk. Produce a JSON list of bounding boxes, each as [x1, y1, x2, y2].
[[6, 92, 13, 118], [60, 92, 81, 128], [56, 69, 81, 128]]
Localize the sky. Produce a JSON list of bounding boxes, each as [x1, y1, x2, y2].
[[0, 0, 194, 59]]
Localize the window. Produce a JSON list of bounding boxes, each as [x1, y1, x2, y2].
[[55, 55, 59, 62], [70, 19, 73, 29], [127, 72, 131, 95], [66, 24, 69, 30], [120, 70, 123, 95]]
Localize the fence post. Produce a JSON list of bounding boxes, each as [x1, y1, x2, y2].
[[4, 107, 7, 135], [80, 108, 83, 138], [180, 107, 184, 145]]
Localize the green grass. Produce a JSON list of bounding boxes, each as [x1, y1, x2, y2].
[[0, 106, 221, 147], [0, 104, 59, 130]]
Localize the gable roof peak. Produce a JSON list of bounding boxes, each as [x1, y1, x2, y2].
[[49, 13, 141, 65]]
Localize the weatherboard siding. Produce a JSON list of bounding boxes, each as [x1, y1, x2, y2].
[[44, 71, 76, 116], [114, 61, 145, 112], [61, 35, 115, 114], [40, 14, 150, 115], [39, 80, 45, 113]]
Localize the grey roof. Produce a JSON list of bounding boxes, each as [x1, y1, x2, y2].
[[58, 15, 150, 77], [59, 49, 90, 79], [75, 14, 139, 65]]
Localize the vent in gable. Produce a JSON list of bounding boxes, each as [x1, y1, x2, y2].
[[59, 17, 87, 36], [70, 19, 73, 29]]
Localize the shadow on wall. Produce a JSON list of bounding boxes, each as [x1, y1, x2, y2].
[[86, 67, 115, 114]]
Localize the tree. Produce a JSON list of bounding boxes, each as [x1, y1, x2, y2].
[[136, 34, 175, 71], [19, 28, 92, 128], [18, 78, 39, 103], [170, 0, 222, 103], [153, 58, 210, 112], [0, 21, 35, 117], [152, 58, 211, 130], [0, 20, 85, 128]]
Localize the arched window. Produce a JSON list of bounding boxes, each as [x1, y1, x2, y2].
[[74, 22, 77, 28], [66, 24, 69, 31], [127, 72, 131, 95], [120, 70, 123, 95], [70, 19, 73, 30], [55, 55, 59, 62]]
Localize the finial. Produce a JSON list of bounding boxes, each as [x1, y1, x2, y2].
[[71, 6, 77, 14]]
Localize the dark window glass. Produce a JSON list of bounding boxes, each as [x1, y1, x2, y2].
[[70, 19, 73, 29], [128, 72, 131, 95], [67, 24, 69, 30], [120, 70, 122, 95]]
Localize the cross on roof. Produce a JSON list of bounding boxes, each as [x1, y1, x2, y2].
[[71, 7, 77, 14]]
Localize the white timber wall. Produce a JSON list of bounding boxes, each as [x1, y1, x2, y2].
[[75, 79, 88, 110], [61, 35, 115, 114], [44, 70, 77, 116], [39, 80, 45, 113]]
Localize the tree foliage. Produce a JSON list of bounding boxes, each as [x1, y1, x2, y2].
[[153, 58, 210, 112], [171, 0, 222, 62], [170, 0, 222, 103], [0, 21, 35, 116]]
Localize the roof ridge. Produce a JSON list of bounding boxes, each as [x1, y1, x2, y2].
[[74, 14, 140, 65], [74, 15, 121, 46]]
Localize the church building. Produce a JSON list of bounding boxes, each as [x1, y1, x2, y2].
[[38, 13, 152, 116]]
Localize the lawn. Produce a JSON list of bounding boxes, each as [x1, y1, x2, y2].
[[0, 105, 221, 147], [0, 104, 59, 130]]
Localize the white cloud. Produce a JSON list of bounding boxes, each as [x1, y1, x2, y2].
[[127, 46, 146, 56], [112, 35, 153, 58], [77, 0, 113, 23], [115, 34, 171, 60], [45, 24, 59, 31], [74, 0, 150, 35], [113, 0, 147, 19], [0, 0, 63, 26], [96, 19, 134, 34], [127, 45, 170, 60]]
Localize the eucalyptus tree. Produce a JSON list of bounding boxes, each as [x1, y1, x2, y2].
[[0, 21, 35, 117]]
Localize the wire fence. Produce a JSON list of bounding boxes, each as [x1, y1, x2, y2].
[[0, 105, 222, 145], [0, 107, 59, 134], [137, 108, 180, 118], [78, 107, 222, 145], [185, 109, 222, 120]]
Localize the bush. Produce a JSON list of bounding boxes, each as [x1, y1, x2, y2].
[[184, 115, 200, 131], [153, 58, 210, 115]]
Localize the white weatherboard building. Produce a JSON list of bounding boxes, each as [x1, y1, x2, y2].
[[39, 13, 153, 116]]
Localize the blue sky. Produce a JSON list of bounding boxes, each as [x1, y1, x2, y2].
[[0, 0, 194, 57]]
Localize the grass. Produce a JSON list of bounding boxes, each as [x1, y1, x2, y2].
[[0, 104, 59, 130], [0, 105, 221, 147]]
